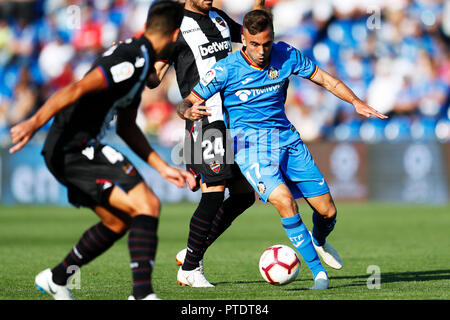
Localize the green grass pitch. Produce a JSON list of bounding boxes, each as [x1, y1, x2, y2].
[[0, 202, 449, 300]]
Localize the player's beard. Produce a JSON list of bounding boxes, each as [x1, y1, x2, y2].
[[190, 0, 213, 14]]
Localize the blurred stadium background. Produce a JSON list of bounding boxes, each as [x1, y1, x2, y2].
[[0, 0, 449, 206]]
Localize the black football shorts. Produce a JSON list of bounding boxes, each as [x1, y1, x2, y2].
[[184, 120, 244, 185], [43, 141, 143, 208]]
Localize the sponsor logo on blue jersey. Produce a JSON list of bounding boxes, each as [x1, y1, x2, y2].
[[234, 81, 286, 102]]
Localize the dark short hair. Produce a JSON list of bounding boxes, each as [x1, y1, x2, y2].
[[145, 1, 184, 35], [243, 10, 273, 35]]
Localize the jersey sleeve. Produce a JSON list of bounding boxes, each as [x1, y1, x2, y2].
[[281, 42, 318, 79], [191, 63, 228, 101], [94, 45, 141, 91]]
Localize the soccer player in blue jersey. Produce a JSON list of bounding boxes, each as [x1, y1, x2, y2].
[[177, 10, 388, 289]]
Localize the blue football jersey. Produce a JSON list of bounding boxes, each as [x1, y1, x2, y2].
[[192, 41, 318, 147]]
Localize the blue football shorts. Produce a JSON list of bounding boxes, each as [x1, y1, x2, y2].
[[235, 138, 330, 202]]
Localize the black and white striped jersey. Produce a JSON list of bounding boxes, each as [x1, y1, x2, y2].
[[172, 8, 242, 128], [43, 35, 156, 154]]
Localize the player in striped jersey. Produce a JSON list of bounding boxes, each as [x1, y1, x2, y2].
[[155, 0, 266, 287]]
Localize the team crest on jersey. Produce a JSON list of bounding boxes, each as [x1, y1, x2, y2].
[[268, 66, 280, 80], [215, 17, 226, 28], [257, 181, 267, 194], [209, 161, 221, 174], [200, 69, 216, 86], [123, 163, 137, 176]]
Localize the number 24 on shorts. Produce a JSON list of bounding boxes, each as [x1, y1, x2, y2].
[[202, 137, 225, 160]]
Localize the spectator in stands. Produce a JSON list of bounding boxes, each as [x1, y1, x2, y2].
[[6, 67, 38, 126]]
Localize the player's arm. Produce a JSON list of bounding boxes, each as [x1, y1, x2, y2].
[[111, 40, 169, 88], [177, 93, 211, 121], [310, 67, 388, 119], [253, 0, 265, 9], [116, 108, 196, 190], [147, 60, 171, 88], [177, 64, 227, 121], [9, 68, 107, 154]]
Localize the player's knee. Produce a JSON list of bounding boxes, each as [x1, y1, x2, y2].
[[144, 195, 161, 218], [272, 196, 296, 214], [320, 205, 337, 219], [130, 194, 161, 218]]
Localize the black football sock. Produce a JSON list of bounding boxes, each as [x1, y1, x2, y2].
[[182, 192, 224, 271], [204, 192, 255, 249], [128, 215, 159, 299], [51, 222, 124, 286], [312, 211, 337, 246]]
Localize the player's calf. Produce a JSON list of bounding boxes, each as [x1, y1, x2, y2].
[[281, 213, 327, 280], [204, 192, 255, 248], [310, 208, 343, 270], [51, 222, 124, 287], [269, 184, 327, 280], [108, 182, 162, 299], [128, 214, 159, 299], [182, 192, 224, 271], [305, 193, 343, 269], [312, 209, 337, 246]]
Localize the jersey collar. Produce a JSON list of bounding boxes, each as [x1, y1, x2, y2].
[[240, 48, 266, 71], [139, 35, 156, 61], [184, 8, 210, 19]]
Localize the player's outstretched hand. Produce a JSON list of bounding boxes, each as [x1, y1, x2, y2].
[[185, 100, 212, 121], [179, 169, 197, 191], [9, 118, 37, 154], [160, 165, 197, 190], [353, 100, 388, 120]]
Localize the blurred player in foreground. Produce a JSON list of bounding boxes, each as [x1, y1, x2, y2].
[[9, 1, 194, 300], [179, 9, 388, 289]]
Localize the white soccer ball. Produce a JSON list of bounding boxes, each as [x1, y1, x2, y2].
[[259, 244, 301, 285]]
